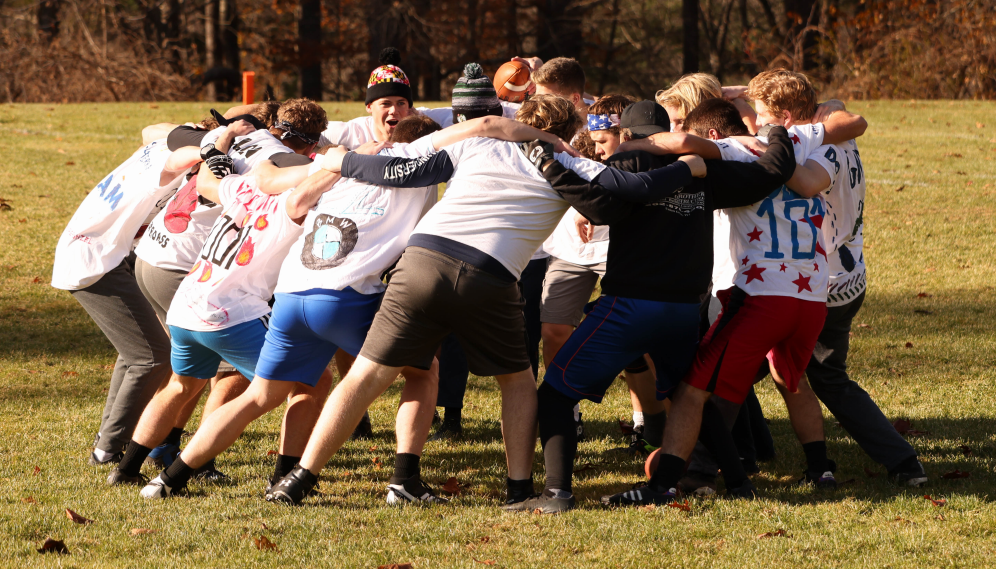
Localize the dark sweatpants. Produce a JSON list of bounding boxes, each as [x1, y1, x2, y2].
[[806, 292, 916, 470], [70, 253, 172, 454], [436, 256, 548, 408]]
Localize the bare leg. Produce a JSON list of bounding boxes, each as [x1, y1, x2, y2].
[[395, 360, 440, 456], [495, 368, 538, 480], [658, 383, 713, 459], [131, 376, 208, 448], [279, 368, 335, 456], [774, 373, 825, 444], [200, 371, 249, 425], [334, 350, 355, 379], [178, 378, 297, 469], [625, 368, 666, 415], [299, 357, 403, 473], [541, 323, 574, 365]]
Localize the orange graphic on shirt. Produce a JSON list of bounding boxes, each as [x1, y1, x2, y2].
[[188, 260, 201, 276], [197, 262, 213, 282], [235, 237, 255, 266], [242, 212, 252, 228], [254, 215, 269, 230]]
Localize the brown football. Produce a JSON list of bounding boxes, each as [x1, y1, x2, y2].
[[645, 448, 661, 479], [494, 60, 532, 103]]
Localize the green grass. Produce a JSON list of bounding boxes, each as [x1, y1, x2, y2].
[[1, 100, 995, 567]]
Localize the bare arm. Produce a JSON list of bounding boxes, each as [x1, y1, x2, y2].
[[195, 161, 223, 204], [214, 120, 255, 153], [616, 132, 723, 159], [143, 123, 179, 145], [820, 109, 867, 145], [430, 116, 577, 156], [785, 159, 832, 198], [223, 104, 257, 119], [254, 161, 312, 195], [285, 169, 342, 222], [159, 145, 202, 186]]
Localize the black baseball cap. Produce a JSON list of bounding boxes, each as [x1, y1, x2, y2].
[[619, 100, 669, 137]]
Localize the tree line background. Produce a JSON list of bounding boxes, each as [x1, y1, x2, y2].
[[1, 0, 994, 103]]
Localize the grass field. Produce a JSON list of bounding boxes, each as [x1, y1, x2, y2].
[[1, 100, 995, 568]]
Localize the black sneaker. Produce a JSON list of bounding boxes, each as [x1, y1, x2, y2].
[[615, 437, 658, 456], [727, 479, 758, 500], [350, 412, 373, 440], [192, 463, 230, 483], [386, 475, 449, 505], [889, 459, 928, 487], [429, 418, 462, 441], [799, 459, 838, 488], [266, 465, 319, 506], [601, 484, 678, 507], [432, 409, 442, 426], [88, 450, 124, 466], [106, 468, 148, 486], [504, 489, 575, 513], [575, 412, 585, 442]]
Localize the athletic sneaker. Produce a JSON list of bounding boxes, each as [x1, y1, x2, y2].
[[889, 459, 928, 487], [265, 465, 318, 505], [386, 475, 449, 505], [106, 468, 148, 486], [145, 442, 181, 469], [504, 490, 575, 514], [350, 412, 373, 440], [799, 459, 838, 489], [140, 475, 184, 499], [575, 412, 585, 442], [678, 474, 717, 497], [432, 409, 442, 426], [726, 479, 758, 500], [615, 437, 658, 456], [601, 484, 678, 507], [429, 417, 462, 441], [192, 463, 229, 483], [88, 450, 124, 466]]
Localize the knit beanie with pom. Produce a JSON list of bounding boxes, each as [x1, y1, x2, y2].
[[451, 62, 503, 123], [366, 47, 413, 106]]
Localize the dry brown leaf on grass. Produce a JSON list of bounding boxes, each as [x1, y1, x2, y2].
[[37, 538, 69, 554], [667, 500, 691, 512], [253, 535, 280, 552], [895, 185, 905, 192], [62, 371, 78, 377], [369, 445, 379, 451], [32, 277, 42, 284], [378, 564, 413, 569], [65, 161, 75, 166], [32, 465, 41, 475], [894, 516, 913, 524], [266, 450, 278, 456], [863, 467, 880, 478], [618, 419, 635, 436], [129, 528, 157, 536], [758, 529, 791, 538], [942, 470, 970, 479], [442, 477, 461, 495], [917, 292, 932, 298], [958, 444, 973, 456], [479, 536, 491, 543], [372, 456, 383, 469], [66, 508, 93, 525], [22, 496, 37, 504], [924, 495, 947, 507], [474, 559, 497, 566]]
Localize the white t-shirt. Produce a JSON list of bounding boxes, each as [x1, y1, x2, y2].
[[320, 103, 522, 148], [52, 139, 181, 290], [166, 176, 303, 331], [275, 141, 436, 295], [811, 139, 867, 307], [227, 129, 295, 174], [411, 137, 605, 279], [542, 208, 610, 266], [714, 125, 832, 302]]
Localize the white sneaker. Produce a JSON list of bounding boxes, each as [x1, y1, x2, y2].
[[386, 476, 449, 505], [140, 475, 181, 499]]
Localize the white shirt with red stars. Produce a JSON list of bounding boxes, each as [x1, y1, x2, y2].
[[714, 125, 833, 302], [166, 176, 303, 332]]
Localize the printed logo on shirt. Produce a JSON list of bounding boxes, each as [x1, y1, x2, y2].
[[164, 179, 200, 233], [301, 214, 358, 270], [646, 191, 706, 216]]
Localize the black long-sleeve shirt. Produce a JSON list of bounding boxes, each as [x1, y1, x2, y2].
[[540, 126, 797, 303]]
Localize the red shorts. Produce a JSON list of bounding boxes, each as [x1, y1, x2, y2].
[[683, 287, 827, 404]]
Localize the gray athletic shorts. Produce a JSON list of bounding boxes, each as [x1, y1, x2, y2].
[[135, 257, 237, 374], [540, 256, 606, 327], [360, 247, 531, 377]]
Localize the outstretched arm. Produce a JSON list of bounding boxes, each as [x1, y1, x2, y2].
[[144, 123, 179, 145], [429, 115, 577, 156], [704, 126, 797, 209], [285, 170, 342, 222], [785, 160, 832, 198], [337, 150, 455, 188], [159, 146, 202, 186], [820, 109, 867, 145], [254, 161, 312, 195], [616, 132, 723, 160]]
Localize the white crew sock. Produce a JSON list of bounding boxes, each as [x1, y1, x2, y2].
[[632, 411, 645, 427]]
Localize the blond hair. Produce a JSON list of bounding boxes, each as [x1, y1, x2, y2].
[[514, 94, 584, 142], [271, 98, 327, 152], [531, 57, 587, 96], [252, 100, 282, 128], [655, 73, 723, 118], [746, 69, 818, 122]]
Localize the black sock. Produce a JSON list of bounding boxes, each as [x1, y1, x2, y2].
[[165, 427, 184, 446], [537, 381, 578, 494], [118, 442, 154, 477], [643, 410, 667, 447], [506, 477, 535, 501], [648, 453, 687, 492], [802, 441, 829, 473], [273, 454, 300, 481], [160, 457, 196, 488], [443, 407, 462, 424], [698, 400, 749, 490], [390, 453, 421, 484]]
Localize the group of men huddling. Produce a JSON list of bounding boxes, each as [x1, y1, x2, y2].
[[52, 47, 927, 513]]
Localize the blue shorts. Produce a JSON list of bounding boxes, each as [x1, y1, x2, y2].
[[169, 318, 269, 380], [254, 288, 382, 387], [543, 295, 701, 403]]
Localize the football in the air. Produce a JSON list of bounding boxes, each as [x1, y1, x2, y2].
[[645, 448, 662, 479], [494, 60, 532, 103]]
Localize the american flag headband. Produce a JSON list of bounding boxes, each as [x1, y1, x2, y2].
[[275, 120, 320, 145], [587, 113, 620, 131]]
